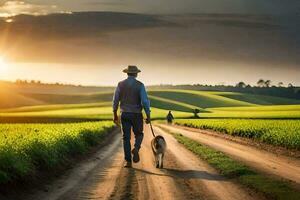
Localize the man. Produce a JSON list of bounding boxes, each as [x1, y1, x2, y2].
[[113, 65, 151, 168], [166, 110, 174, 124]]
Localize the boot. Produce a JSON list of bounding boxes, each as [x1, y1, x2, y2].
[[132, 148, 140, 163], [124, 161, 132, 168]]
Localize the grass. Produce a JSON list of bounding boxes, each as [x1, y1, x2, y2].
[[0, 102, 111, 113], [0, 107, 113, 118], [208, 105, 300, 112], [149, 107, 194, 119], [0, 121, 115, 184], [201, 105, 300, 119], [0, 105, 194, 123], [2, 89, 300, 115], [0, 88, 44, 109], [1, 106, 299, 124], [0, 89, 300, 122], [23, 92, 114, 104], [201, 111, 300, 119], [169, 131, 300, 200], [0, 89, 113, 109], [149, 95, 204, 113], [175, 119, 300, 149], [148, 90, 256, 108]]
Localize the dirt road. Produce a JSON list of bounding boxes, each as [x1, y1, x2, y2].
[[158, 124, 300, 186], [18, 126, 262, 200]]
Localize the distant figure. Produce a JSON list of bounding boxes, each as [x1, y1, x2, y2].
[[113, 65, 151, 168], [166, 111, 174, 124]]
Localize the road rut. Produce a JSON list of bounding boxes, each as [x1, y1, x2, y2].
[[158, 124, 300, 186], [14, 126, 264, 200]]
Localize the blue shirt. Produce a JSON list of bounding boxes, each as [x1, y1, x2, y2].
[[113, 76, 151, 115]]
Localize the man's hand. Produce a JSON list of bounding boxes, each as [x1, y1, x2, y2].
[[145, 114, 151, 124], [113, 112, 119, 125]]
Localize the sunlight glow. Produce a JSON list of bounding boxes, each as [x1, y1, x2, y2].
[[5, 18, 14, 23], [0, 1, 71, 18], [0, 57, 8, 71]]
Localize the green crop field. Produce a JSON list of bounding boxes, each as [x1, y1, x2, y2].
[[0, 89, 44, 109], [202, 105, 300, 119], [0, 121, 115, 184], [0, 90, 300, 123], [208, 105, 300, 112], [0, 102, 112, 113], [1, 89, 300, 119], [148, 95, 203, 113], [150, 107, 193, 119], [175, 119, 300, 149], [0, 105, 194, 123]]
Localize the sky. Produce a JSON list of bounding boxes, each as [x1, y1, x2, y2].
[[0, 0, 299, 86], [0, 0, 298, 15]]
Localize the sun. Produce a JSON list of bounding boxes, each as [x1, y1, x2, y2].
[[0, 57, 7, 71]]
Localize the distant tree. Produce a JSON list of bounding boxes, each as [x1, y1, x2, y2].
[[288, 83, 294, 88], [193, 109, 200, 118], [30, 80, 36, 84], [245, 84, 251, 88], [265, 80, 271, 87], [277, 82, 284, 87], [257, 79, 265, 87], [236, 81, 246, 88]]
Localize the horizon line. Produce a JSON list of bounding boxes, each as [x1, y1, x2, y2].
[[1, 79, 298, 88]]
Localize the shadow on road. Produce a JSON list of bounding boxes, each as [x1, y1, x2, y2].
[[132, 167, 226, 181]]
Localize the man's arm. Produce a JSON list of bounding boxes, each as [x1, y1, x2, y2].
[[112, 84, 120, 124], [140, 84, 151, 123]]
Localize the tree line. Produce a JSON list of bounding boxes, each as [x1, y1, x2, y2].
[[149, 79, 300, 100], [236, 79, 294, 88]]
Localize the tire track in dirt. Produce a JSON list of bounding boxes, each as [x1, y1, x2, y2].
[[22, 130, 123, 200], [158, 124, 300, 186], [132, 128, 189, 200], [19, 125, 265, 200], [109, 167, 139, 200]]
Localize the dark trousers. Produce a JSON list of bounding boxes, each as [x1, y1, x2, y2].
[[121, 112, 144, 162]]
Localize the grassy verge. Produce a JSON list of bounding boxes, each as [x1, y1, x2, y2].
[[0, 121, 115, 184], [166, 129, 300, 200], [175, 119, 300, 150]]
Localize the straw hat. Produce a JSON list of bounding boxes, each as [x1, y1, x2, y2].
[[123, 65, 141, 73]]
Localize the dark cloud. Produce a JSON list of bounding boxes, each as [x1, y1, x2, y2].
[[1, 12, 299, 65]]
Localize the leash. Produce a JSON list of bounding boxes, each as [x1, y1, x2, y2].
[[149, 121, 156, 138]]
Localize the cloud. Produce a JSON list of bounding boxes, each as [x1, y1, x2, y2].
[[0, 1, 70, 17]]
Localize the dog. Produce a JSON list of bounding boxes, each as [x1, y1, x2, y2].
[[151, 135, 167, 168]]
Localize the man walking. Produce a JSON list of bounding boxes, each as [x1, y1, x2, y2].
[[166, 110, 174, 124], [113, 65, 151, 168]]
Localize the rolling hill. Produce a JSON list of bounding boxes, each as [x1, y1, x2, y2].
[[148, 90, 256, 108], [0, 88, 45, 109], [0, 89, 299, 123], [1, 89, 300, 111], [214, 92, 300, 105]]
